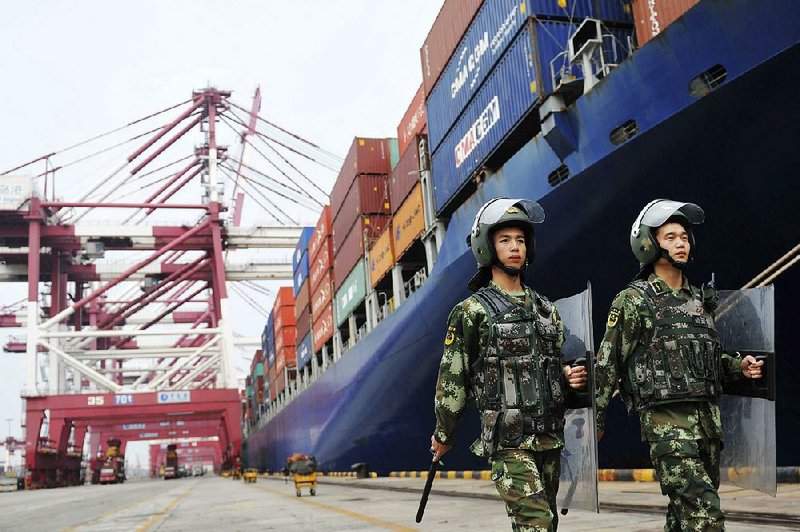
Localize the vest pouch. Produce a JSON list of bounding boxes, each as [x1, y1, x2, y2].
[[484, 356, 500, 406], [501, 358, 520, 408], [500, 408, 524, 447], [517, 355, 541, 409], [535, 321, 558, 355], [481, 410, 501, 456], [546, 356, 565, 406], [690, 340, 704, 378], [494, 322, 532, 355], [632, 354, 654, 401]]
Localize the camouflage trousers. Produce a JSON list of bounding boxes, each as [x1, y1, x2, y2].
[[649, 438, 724, 532], [490, 448, 561, 532]]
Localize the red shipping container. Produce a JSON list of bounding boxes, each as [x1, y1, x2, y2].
[[268, 363, 277, 383], [311, 269, 334, 317], [397, 84, 427, 156], [390, 136, 424, 211], [296, 306, 312, 342], [332, 174, 391, 233], [332, 214, 391, 256], [273, 306, 296, 333], [333, 215, 391, 288], [275, 326, 296, 353], [309, 236, 333, 292], [275, 372, 287, 394], [312, 304, 334, 353], [294, 281, 310, 318], [330, 138, 392, 211], [269, 382, 277, 401], [273, 286, 294, 313], [632, 0, 700, 46], [308, 206, 332, 262], [276, 345, 297, 372], [420, 0, 484, 97]]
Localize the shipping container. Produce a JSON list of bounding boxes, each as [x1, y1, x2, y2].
[[397, 84, 427, 156], [332, 214, 391, 288], [293, 251, 309, 295], [388, 138, 400, 170], [390, 135, 424, 210], [369, 225, 395, 288], [332, 174, 391, 237], [297, 333, 313, 370], [273, 305, 296, 333], [335, 260, 367, 328], [275, 326, 296, 353], [263, 311, 275, 366], [330, 138, 392, 211], [308, 206, 332, 262], [312, 303, 334, 353], [308, 236, 333, 292], [273, 286, 295, 312], [296, 306, 312, 344], [632, 0, 700, 46], [420, 0, 484, 97], [268, 362, 277, 384], [270, 381, 277, 402], [294, 280, 310, 318], [292, 226, 314, 273], [430, 21, 638, 215], [392, 184, 426, 261], [311, 269, 334, 317]]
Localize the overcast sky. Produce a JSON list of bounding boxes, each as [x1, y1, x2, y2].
[[0, 0, 443, 466]]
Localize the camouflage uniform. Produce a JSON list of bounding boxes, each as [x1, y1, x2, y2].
[[595, 273, 745, 532], [434, 281, 566, 532]]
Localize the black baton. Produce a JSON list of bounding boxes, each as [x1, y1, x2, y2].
[[415, 460, 439, 523]]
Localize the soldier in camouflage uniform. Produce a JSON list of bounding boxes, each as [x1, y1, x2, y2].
[[431, 198, 587, 532], [595, 199, 764, 532]]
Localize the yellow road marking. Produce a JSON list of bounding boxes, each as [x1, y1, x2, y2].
[[64, 485, 178, 532], [135, 483, 196, 532], [257, 483, 414, 531]]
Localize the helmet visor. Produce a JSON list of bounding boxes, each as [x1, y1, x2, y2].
[[479, 198, 545, 226], [639, 200, 704, 228]]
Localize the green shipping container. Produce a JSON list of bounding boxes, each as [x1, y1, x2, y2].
[[335, 260, 367, 328], [387, 138, 399, 171], [255, 362, 264, 377]]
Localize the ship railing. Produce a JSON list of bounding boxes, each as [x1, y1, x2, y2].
[[403, 267, 428, 299], [550, 50, 579, 93]]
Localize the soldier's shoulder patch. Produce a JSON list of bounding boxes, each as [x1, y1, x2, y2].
[[607, 308, 621, 328], [444, 325, 456, 346]]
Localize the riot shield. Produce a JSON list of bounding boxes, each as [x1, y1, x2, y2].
[[716, 286, 776, 496], [553, 284, 598, 513]]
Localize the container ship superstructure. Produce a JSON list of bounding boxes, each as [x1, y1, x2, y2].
[[242, 0, 800, 474]]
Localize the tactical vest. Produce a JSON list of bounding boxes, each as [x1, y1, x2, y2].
[[470, 286, 566, 456], [623, 279, 722, 412]]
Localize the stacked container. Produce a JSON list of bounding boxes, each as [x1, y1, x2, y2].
[[309, 207, 335, 354], [292, 227, 314, 296], [631, 0, 700, 46], [426, 0, 633, 215], [263, 310, 275, 369], [335, 261, 367, 329], [330, 138, 394, 289], [272, 286, 296, 397]]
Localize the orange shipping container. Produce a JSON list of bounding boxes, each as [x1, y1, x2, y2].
[[273, 286, 294, 313], [632, 0, 700, 46], [312, 304, 334, 353], [276, 345, 297, 372], [308, 206, 332, 262], [275, 326, 296, 353], [369, 226, 395, 287], [274, 305, 296, 332], [397, 84, 427, 156], [311, 270, 334, 317], [392, 184, 426, 261], [309, 236, 333, 292]]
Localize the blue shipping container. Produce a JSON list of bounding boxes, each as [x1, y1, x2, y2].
[[265, 310, 276, 367], [426, 0, 529, 155], [431, 20, 574, 215], [293, 251, 309, 295], [292, 226, 314, 273], [296, 333, 313, 370]]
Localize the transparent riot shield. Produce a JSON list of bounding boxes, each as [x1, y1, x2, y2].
[[553, 284, 598, 513], [716, 286, 776, 496]]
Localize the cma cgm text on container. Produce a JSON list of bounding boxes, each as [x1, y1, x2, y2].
[[431, 19, 632, 214]]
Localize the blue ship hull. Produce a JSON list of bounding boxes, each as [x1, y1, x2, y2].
[[247, 0, 800, 473]]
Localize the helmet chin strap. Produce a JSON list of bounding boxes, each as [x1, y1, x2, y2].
[[494, 259, 528, 278], [659, 247, 690, 271]]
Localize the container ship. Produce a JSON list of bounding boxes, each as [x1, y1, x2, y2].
[[242, 0, 800, 474]]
